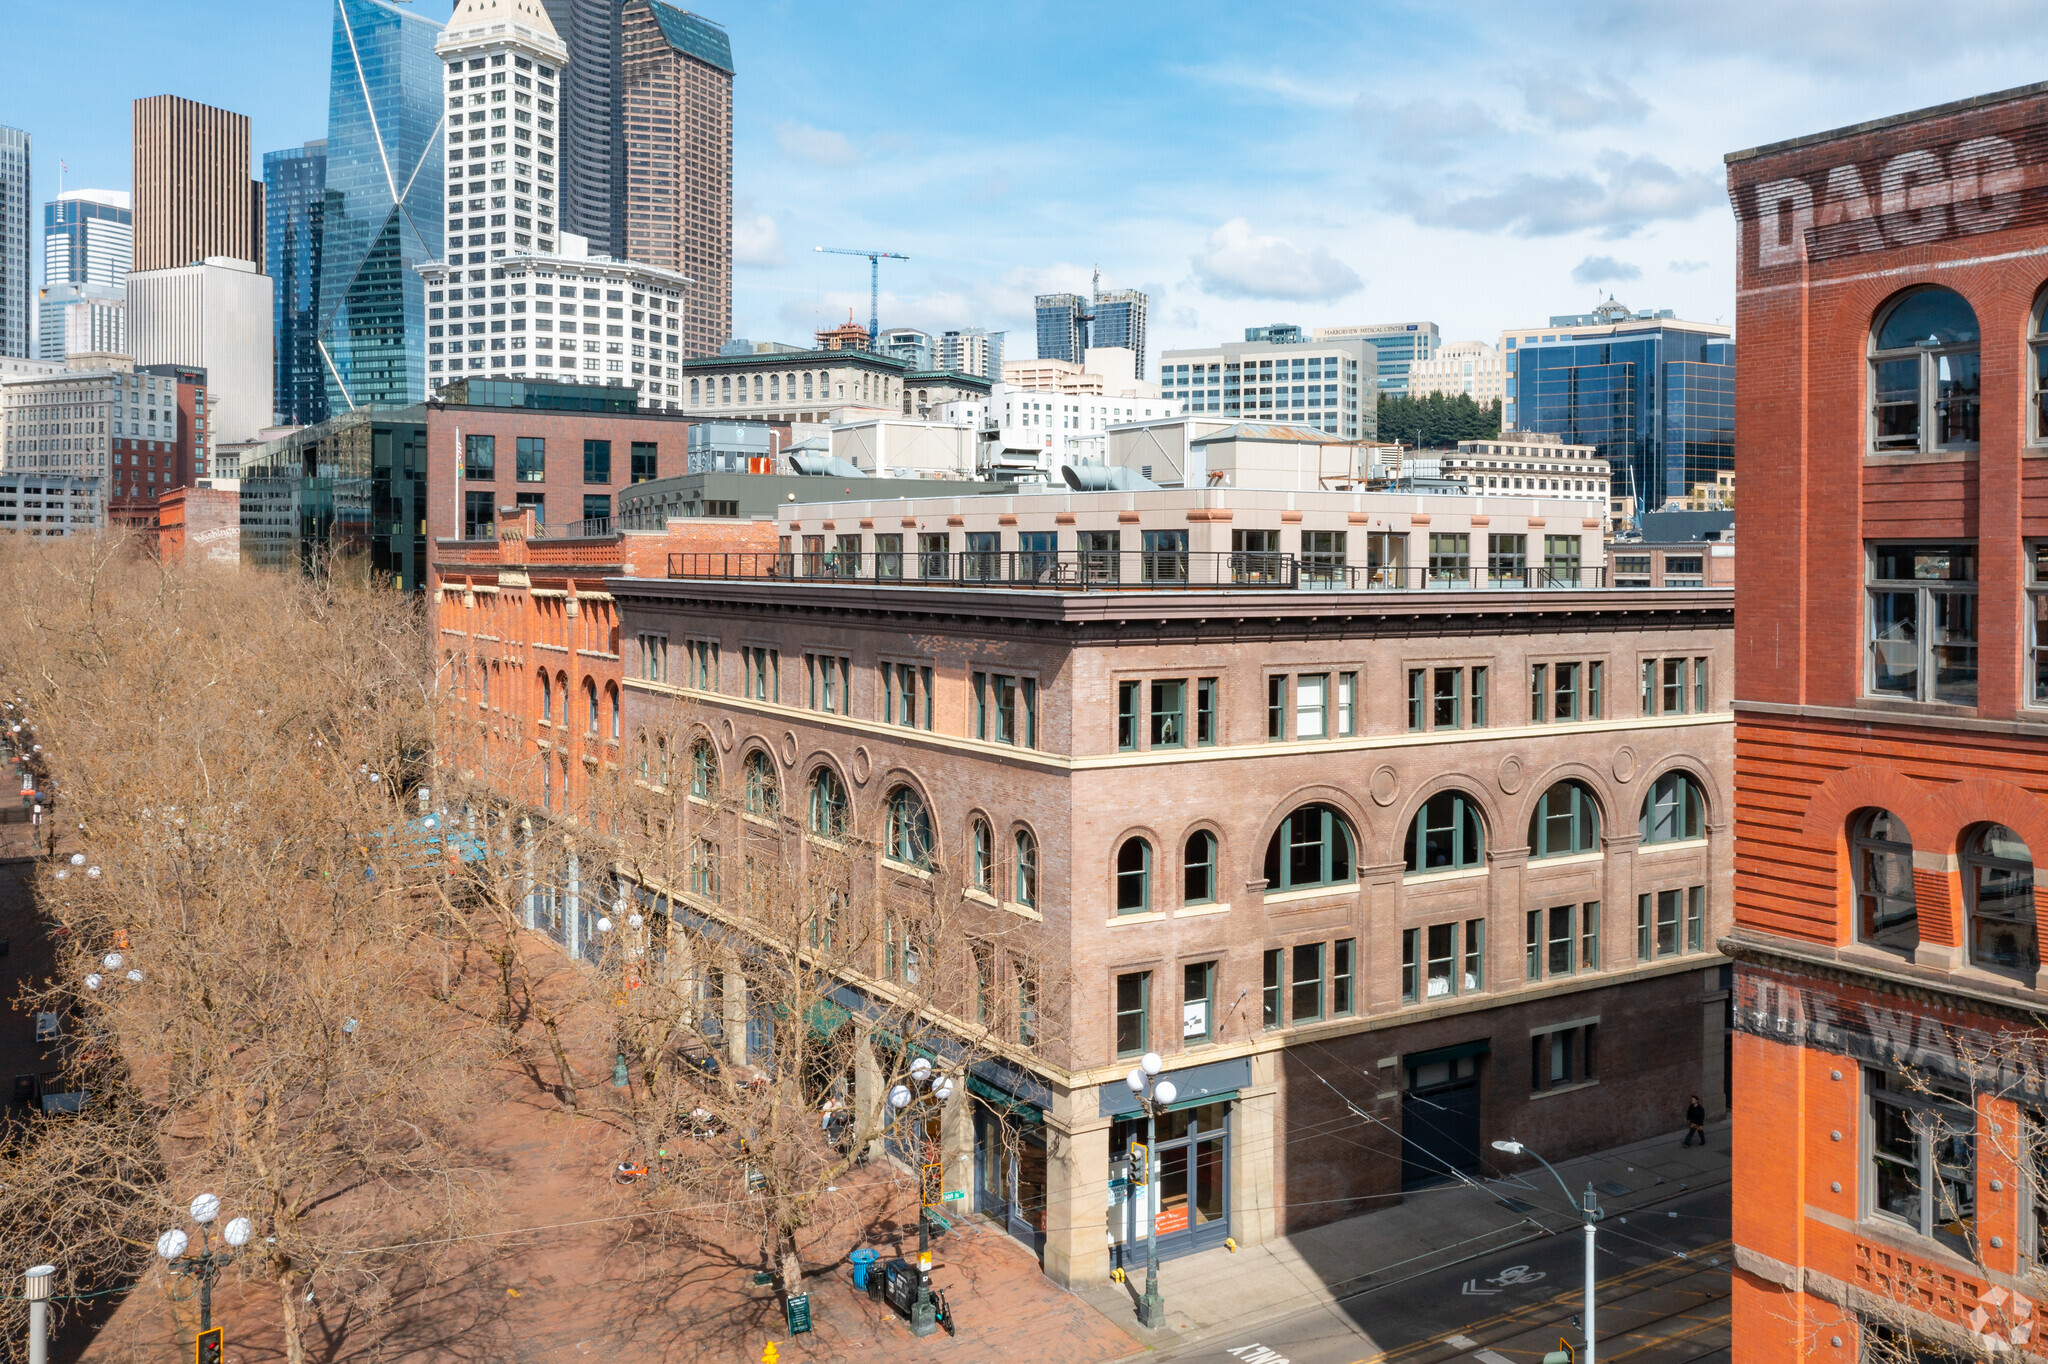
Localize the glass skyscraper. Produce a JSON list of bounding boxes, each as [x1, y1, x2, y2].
[[1507, 318, 1733, 520], [0, 127, 29, 360], [319, 0, 443, 413], [1035, 292, 1087, 364], [1090, 288, 1148, 378], [39, 190, 131, 361], [266, 141, 329, 427]]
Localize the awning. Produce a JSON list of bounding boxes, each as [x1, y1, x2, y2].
[[1403, 1039, 1491, 1069], [804, 998, 852, 1040], [968, 1073, 1043, 1122]]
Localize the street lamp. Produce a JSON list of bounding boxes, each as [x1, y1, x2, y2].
[[155, 1194, 254, 1334], [24, 1264, 53, 1364], [1124, 1052, 1178, 1330], [1492, 1139, 1603, 1364], [888, 1057, 955, 1338]]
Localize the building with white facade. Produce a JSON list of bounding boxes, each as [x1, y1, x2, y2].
[[1311, 320, 1438, 397], [1405, 339, 1503, 404], [419, 237, 690, 406], [1431, 432, 1610, 527], [979, 385, 1183, 478], [436, 0, 566, 260], [126, 256, 273, 446], [876, 328, 932, 371], [0, 473, 102, 535], [3, 361, 124, 478], [40, 189, 132, 362], [933, 326, 1001, 382], [1001, 347, 1158, 398], [1158, 335, 1376, 440]]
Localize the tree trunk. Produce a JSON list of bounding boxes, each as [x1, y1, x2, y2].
[[536, 1006, 579, 1110], [777, 1223, 803, 1294], [277, 1272, 309, 1364]]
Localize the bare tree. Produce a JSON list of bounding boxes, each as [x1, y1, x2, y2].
[[0, 537, 496, 1364]]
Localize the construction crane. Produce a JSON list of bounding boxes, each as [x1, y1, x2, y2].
[[814, 246, 908, 347]]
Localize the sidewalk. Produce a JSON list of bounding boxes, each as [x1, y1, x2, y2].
[[1081, 1120, 1731, 1358]]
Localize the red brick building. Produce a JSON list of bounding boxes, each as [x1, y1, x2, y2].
[[157, 485, 240, 566], [110, 362, 210, 530], [1726, 84, 2048, 1359]]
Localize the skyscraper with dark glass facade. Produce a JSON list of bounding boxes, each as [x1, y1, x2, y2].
[[319, 0, 443, 412], [266, 141, 328, 426], [1504, 306, 1733, 522], [1035, 292, 1087, 364], [1090, 288, 1148, 378]]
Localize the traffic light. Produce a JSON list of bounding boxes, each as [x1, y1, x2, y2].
[[1542, 1338, 1575, 1364], [195, 1328, 224, 1364]]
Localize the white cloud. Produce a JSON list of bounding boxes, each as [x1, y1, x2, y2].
[[733, 203, 785, 268], [775, 121, 859, 167], [1190, 219, 1362, 302], [1571, 254, 1641, 285], [1515, 69, 1647, 128], [1357, 95, 1502, 164], [1391, 150, 1721, 238], [1669, 258, 1712, 273]]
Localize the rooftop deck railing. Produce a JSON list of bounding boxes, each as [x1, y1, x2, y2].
[[661, 550, 1702, 592]]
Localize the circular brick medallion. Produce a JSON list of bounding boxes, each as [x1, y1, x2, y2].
[[1497, 754, 1524, 794], [1369, 764, 1399, 807], [1612, 745, 1638, 783], [850, 745, 873, 785], [780, 731, 799, 767], [718, 717, 736, 751]]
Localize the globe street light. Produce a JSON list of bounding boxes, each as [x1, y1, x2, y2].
[[1125, 1052, 1178, 1330], [887, 1059, 955, 1338], [155, 1194, 254, 1335], [1493, 1139, 1603, 1364]]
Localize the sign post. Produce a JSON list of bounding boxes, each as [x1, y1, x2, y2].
[[785, 1293, 813, 1335]]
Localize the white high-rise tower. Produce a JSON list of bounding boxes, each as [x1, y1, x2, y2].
[[435, 0, 569, 269]]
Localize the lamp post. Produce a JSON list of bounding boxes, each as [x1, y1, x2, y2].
[[1492, 1139, 1602, 1364], [887, 1057, 955, 1338], [155, 1194, 254, 1334], [1124, 1052, 1178, 1330], [24, 1264, 53, 1364]]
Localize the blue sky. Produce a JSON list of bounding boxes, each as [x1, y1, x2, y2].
[[8, 0, 2048, 359]]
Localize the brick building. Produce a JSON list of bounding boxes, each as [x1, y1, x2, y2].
[[157, 485, 240, 566], [610, 486, 1734, 1286], [1725, 83, 2048, 1360]]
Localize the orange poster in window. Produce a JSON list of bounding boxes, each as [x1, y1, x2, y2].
[[1154, 1205, 1189, 1236]]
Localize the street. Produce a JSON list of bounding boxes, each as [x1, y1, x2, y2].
[[1170, 1185, 1730, 1364]]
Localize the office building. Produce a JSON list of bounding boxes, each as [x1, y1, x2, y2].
[[419, 240, 689, 405], [1090, 286, 1149, 379], [1313, 322, 1439, 397], [37, 284, 125, 360], [677, 346, 989, 425], [1158, 335, 1376, 440], [1432, 432, 1609, 524], [1002, 349, 1158, 399], [238, 406, 428, 587], [1244, 324, 1303, 345], [1035, 292, 1087, 365], [319, 0, 445, 411], [1503, 302, 1732, 520], [132, 97, 262, 274], [43, 189, 132, 289], [109, 362, 213, 526], [541, 0, 627, 259], [128, 258, 272, 446], [876, 328, 932, 371], [1407, 339, 1504, 404], [0, 127, 28, 360], [1724, 82, 2048, 1364], [3, 360, 126, 480], [0, 473, 102, 535], [933, 327, 1002, 382], [619, 1, 733, 359], [265, 140, 328, 426], [976, 386, 1184, 477], [614, 486, 1731, 1283], [437, 0, 567, 263]]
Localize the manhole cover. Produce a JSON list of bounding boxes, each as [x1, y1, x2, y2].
[[1597, 1181, 1631, 1196]]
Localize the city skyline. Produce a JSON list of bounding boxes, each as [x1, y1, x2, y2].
[[10, 1, 2048, 364]]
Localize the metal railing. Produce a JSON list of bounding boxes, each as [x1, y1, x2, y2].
[[665, 550, 1651, 592]]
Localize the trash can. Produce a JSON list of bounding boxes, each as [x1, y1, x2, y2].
[[849, 1247, 880, 1292]]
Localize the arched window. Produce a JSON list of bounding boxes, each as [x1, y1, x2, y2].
[[1853, 809, 1918, 953], [636, 732, 650, 780], [1639, 772, 1705, 844], [540, 669, 552, 723], [478, 659, 490, 706], [585, 680, 599, 735], [1528, 780, 1600, 858], [2032, 292, 2048, 442], [1965, 823, 2037, 974], [1263, 804, 1355, 891], [555, 673, 569, 725], [971, 818, 993, 890], [1407, 791, 1484, 873], [885, 786, 933, 869], [743, 750, 777, 816], [1015, 830, 1038, 907], [1116, 837, 1152, 913], [689, 739, 716, 800], [1184, 830, 1218, 905], [606, 684, 620, 740], [1871, 288, 1980, 453], [809, 768, 847, 838]]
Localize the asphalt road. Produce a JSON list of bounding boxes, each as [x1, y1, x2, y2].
[[1168, 1184, 1731, 1364]]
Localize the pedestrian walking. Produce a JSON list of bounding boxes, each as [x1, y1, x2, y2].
[[31, 802, 42, 830], [1682, 1094, 1707, 1146]]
